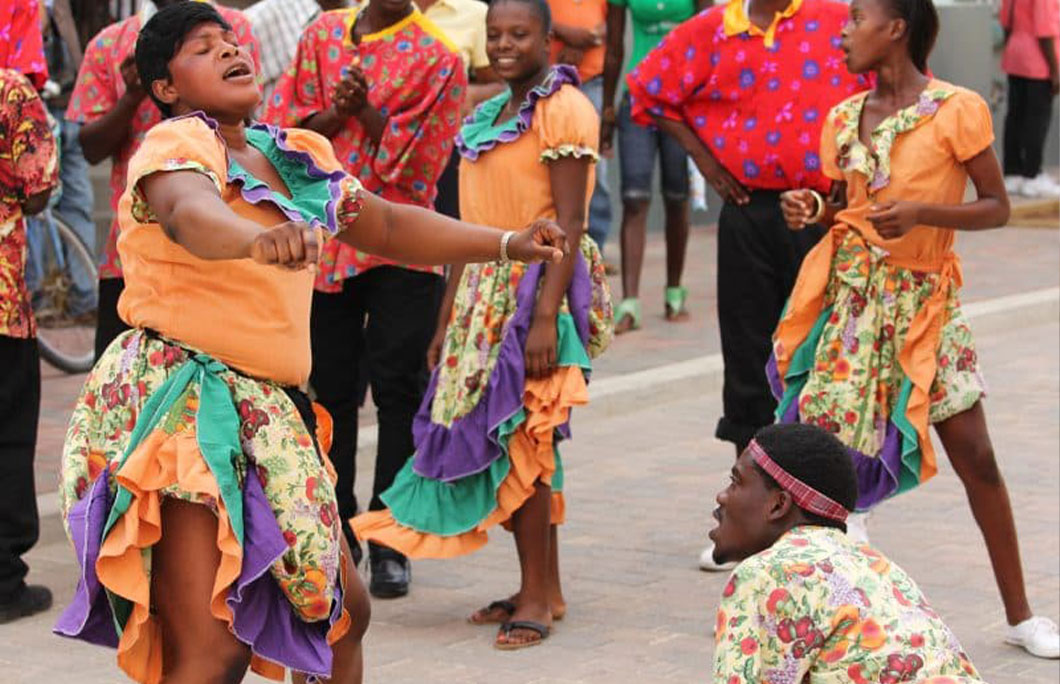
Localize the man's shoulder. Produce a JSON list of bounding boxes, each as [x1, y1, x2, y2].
[[217, 5, 255, 31], [801, 0, 852, 23], [85, 16, 140, 54]]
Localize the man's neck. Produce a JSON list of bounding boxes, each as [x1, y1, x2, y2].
[[746, 0, 795, 30]]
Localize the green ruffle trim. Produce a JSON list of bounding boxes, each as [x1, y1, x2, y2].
[[231, 127, 333, 225], [380, 312, 587, 537], [776, 306, 922, 496]]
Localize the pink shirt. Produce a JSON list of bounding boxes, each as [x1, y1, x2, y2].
[[1001, 0, 1060, 80]]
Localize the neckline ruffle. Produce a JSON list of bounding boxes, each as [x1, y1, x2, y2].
[[455, 65, 580, 161]]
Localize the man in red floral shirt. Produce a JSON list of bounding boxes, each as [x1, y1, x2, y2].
[[65, 0, 260, 360], [628, 0, 869, 570], [0, 1, 60, 622]]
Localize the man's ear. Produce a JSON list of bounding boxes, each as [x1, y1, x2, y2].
[[889, 17, 908, 43], [766, 488, 795, 523], [152, 77, 178, 109]]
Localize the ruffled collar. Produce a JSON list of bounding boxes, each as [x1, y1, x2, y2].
[[174, 111, 347, 234], [456, 65, 580, 161], [831, 81, 955, 195]]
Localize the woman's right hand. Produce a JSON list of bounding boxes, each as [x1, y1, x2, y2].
[[599, 115, 616, 158], [249, 221, 320, 268], [780, 189, 816, 230], [426, 325, 446, 371]]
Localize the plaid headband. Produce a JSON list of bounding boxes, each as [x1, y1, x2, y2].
[[748, 439, 849, 523]]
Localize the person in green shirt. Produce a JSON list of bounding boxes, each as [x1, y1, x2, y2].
[[600, 0, 709, 334]]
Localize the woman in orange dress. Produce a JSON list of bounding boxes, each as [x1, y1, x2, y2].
[[52, 4, 567, 683], [353, 0, 612, 651], [771, 0, 1058, 658]]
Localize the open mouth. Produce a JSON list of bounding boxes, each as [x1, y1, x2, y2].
[[223, 62, 253, 80]]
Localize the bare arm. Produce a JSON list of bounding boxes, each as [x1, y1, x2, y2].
[[139, 171, 299, 261], [653, 114, 749, 204], [79, 55, 146, 165], [338, 191, 566, 265], [867, 146, 1010, 238], [600, 5, 625, 156], [524, 156, 591, 378], [427, 262, 465, 370]]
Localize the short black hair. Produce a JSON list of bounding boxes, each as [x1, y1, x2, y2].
[[487, 0, 552, 33], [751, 423, 858, 531], [135, 1, 232, 117], [881, 0, 939, 74]]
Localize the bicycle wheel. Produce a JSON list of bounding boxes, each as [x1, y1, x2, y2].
[[34, 212, 98, 374]]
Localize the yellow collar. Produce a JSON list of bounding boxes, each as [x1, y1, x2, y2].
[[722, 0, 804, 48], [344, 6, 423, 47]]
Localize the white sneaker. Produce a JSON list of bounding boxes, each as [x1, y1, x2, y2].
[[698, 543, 736, 572], [1005, 616, 1060, 659], [846, 511, 871, 544], [1004, 175, 1026, 196], [1022, 174, 1060, 199]]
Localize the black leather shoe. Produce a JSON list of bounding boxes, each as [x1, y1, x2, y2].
[[369, 546, 410, 599], [0, 584, 52, 624]]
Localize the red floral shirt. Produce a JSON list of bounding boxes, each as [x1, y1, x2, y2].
[[264, 8, 465, 291], [628, 0, 868, 194], [65, 5, 261, 280], [0, 69, 59, 339]]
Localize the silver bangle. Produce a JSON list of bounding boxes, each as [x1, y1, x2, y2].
[[499, 230, 515, 263]]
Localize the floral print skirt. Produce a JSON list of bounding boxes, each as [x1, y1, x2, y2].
[[770, 231, 985, 510], [54, 330, 349, 683]]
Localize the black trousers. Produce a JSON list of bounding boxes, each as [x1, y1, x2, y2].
[[94, 277, 131, 361], [1003, 75, 1055, 179], [434, 147, 461, 220], [0, 336, 41, 600], [715, 192, 824, 452], [310, 266, 443, 544]]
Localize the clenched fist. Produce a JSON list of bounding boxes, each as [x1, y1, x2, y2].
[[249, 221, 320, 269]]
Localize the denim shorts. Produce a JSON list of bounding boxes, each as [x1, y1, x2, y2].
[[617, 92, 690, 202]]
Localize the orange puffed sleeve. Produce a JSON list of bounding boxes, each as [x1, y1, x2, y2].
[[533, 85, 600, 164]]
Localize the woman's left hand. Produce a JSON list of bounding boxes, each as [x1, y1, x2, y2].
[[508, 219, 568, 263], [867, 201, 921, 239], [525, 315, 558, 379]]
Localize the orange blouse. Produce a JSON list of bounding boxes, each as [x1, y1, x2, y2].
[[458, 82, 599, 229], [117, 115, 360, 387], [818, 80, 994, 272]]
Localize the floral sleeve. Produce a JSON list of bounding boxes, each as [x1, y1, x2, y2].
[[0, 71, 59, 208], [714, 557, 823, 683], [262, 16, 326, 128]]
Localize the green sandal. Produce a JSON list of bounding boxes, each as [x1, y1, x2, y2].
[[664, 286, 689, 321], [614, 298, 642, 334]]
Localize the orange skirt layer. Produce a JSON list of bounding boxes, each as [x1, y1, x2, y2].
[[353, 365, 588, 558], [96, 428, 349, 684]]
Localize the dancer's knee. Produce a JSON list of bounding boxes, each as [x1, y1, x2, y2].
[[345, 572, 372, 642], [954, 440, 1003, 488], [171, 647, 251, 684]]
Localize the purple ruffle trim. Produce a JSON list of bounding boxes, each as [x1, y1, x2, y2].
[[767, 353, 902, 511], [54, 470, 118, 647], [54, 466, 343, 679], [455, 65, 581, 161], [410, 252, 593, 482]]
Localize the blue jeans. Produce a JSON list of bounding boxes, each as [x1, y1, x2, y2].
[[25, 112, 97, 315], [579, 76, 613, 250], [617, 92, 689, 202]]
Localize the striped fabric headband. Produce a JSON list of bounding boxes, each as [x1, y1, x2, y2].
[[748, 439, 849, 523]]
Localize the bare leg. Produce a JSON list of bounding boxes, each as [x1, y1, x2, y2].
[[496, 481, 553, 646], [547, 525, 566, 619], [662, 197, 690, 290], [616, 199, 651, 334], [152, 499, 251, 684], [934, 401, 1032, 625], [293, 536, 371, 684]]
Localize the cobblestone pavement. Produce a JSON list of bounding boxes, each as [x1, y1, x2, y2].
[[3, 226, 1058, 683]]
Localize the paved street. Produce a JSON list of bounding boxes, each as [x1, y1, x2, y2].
[[3, 223, 1058, 683]]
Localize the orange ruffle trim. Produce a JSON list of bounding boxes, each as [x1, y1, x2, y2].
[[96, 427, 349, 684], [352, 365, 588, 559]]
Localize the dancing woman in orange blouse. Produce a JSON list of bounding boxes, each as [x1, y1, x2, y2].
[[772, 0, 1059, 659]]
